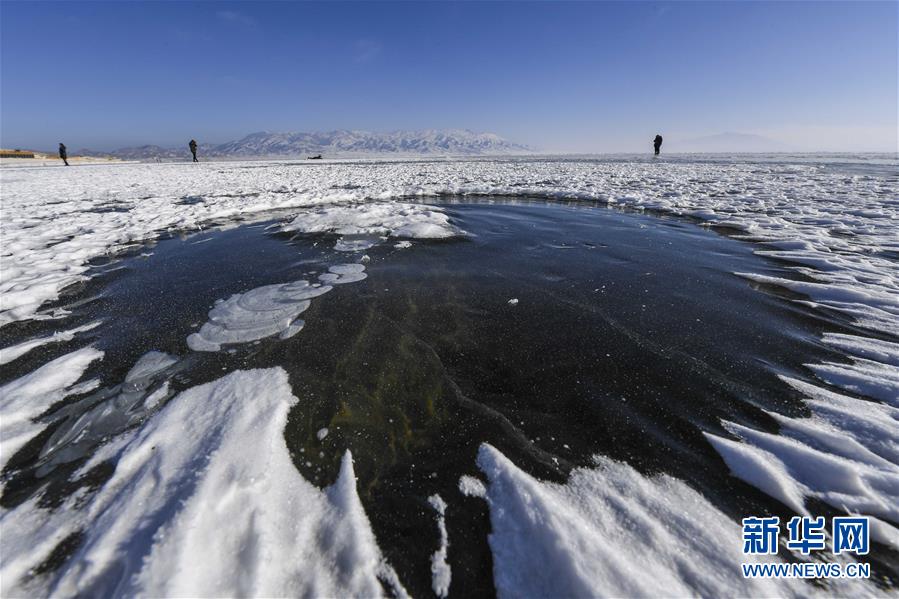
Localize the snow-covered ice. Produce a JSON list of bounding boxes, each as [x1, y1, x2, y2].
[[0, 321, 100, 366], [0, 368, 407, 598], [0, 346, 103, 471], [1, 156, 894, 336], [473, 443, 813, 597], [1, 155, 897, 595], [281, 202, 461, 240]]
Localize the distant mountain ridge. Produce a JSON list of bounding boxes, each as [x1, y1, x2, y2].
[[78, 129, 531, 160]]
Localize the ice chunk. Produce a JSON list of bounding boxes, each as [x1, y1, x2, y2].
[[187, 280, 332, 351]]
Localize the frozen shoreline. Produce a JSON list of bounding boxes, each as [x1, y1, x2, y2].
[[1, 155, 895, 331], [1, 155, 896, 596]]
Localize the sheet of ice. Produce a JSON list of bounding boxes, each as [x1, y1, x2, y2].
[[0, 321, 100, 365], [36, 350, 179, 473], [0, 346, 103, 472], [187, 280, 332, 351], [1, 368, 406, 598], [473, 443, 812, 597], [428, 494, 451, 598]]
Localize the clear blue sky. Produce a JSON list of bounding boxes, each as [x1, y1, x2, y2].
[[1, 1, 896, 152]]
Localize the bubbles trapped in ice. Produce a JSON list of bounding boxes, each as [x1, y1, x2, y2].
[[318, 263, 367, 285], [187, 280, 333, 352]]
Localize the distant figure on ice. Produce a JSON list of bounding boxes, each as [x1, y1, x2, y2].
[[59, 143, 69, 166], [653, 134, 663, 156], [189, 139, 199, 162], [307, 154, 322, 160]]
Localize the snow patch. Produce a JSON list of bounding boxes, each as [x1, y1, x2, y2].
[[0, 347, 103, 472], [2, 368, 406, 598], [0, 321, 101, 366], [282, 202, 460, 240], [428, 494, 451, 598], [474, 443, 806, 597]]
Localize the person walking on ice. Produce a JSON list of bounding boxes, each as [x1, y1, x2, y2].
[[59, 143, 69, 166], [653, 134, 663, 156], [189, 139, 199, 162]]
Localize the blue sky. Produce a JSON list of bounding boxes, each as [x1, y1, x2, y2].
[[1, 1, 896, 152]]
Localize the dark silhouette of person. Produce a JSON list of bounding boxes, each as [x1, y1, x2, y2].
[[189, 139, 198, 162], [653, 134, 663, 156], [59, 143, 69, 166]]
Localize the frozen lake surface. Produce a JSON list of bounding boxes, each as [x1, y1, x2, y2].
[[1, 156, 897, 596]]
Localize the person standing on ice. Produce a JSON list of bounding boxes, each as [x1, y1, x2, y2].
[[189, 139, 199, 162], [653, 134, 663, 156], [58, 143, 69, 166]]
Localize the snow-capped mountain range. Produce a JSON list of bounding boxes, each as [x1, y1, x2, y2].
[[79, 129, 531, 160]]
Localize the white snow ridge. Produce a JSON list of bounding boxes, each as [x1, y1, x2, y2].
[[1, 368, 407, 598], [0, 346, 103, 471]]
